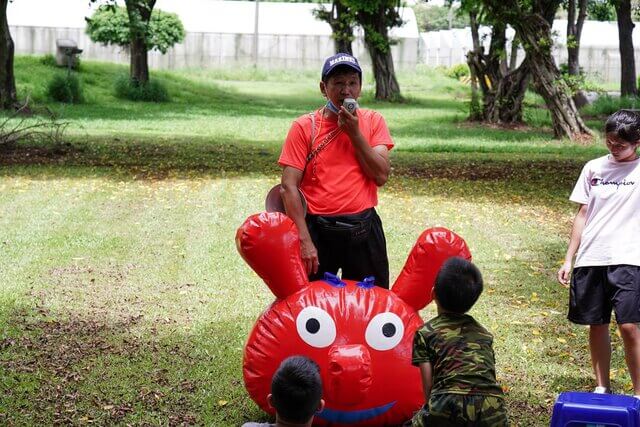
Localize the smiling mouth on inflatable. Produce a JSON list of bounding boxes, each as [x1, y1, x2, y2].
[[316, 401, 396, 423]]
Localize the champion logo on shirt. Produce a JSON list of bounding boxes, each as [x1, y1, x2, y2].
[[590, 177, 636, 188]]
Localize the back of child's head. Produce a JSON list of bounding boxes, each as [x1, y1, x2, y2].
[[434, 257, 483, 314], [271, 355, 322, 423], [605, 109, 640, 143]]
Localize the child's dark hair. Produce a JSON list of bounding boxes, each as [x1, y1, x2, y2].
[[271, 355, 322, 423], [434, 257, 483, 314], [605, 110, 640, 143]]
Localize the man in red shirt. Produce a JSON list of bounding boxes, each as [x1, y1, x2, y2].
[[278, 53, 394, 288]]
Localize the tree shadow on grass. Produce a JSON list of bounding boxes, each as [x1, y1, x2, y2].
[[0, 139, 589, 208], [0, 137, 283, 180], [392, 117, 556, 142], [41, 74, 326, 123], [0, 306, 201, 425], [26, 68, 475, 125], [385, 151, 585, 207], [0, 300, 265, 426]]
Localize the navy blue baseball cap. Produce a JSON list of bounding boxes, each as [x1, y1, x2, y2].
[[321, 53, 362, 80]]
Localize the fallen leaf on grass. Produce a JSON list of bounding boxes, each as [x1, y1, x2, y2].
[[218, 400, 228, 407]]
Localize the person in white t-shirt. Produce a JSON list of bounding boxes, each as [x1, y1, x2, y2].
[[558, 109, 640, 397]]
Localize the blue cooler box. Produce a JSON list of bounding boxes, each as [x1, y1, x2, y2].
[[550, 392, 640, 427]]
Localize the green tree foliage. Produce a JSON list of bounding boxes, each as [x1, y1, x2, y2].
[[86, 5, 185, 54], [587, 0, 616, 20], [413, 4, 470, 31]]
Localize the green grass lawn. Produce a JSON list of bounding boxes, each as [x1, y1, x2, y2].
[[0, 56, 627, 426]]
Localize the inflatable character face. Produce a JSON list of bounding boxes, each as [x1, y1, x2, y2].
[[236, 212, 471, 426]]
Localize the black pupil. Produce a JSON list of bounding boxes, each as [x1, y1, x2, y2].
[[306, 318, 320, 334], [382, 323, 396, 337]]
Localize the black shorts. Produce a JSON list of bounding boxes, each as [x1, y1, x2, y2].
[[568, 265, 640, 325], [306, 208, 389, 289]]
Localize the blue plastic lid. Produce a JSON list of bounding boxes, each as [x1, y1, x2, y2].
[[357, 276, 376, 289], [323, 272, 346, 288]]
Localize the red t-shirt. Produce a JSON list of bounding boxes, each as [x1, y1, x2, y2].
[[278, 108, 394, 215]]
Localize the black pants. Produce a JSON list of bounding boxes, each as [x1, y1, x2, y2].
[[306, 208, 389, 289]]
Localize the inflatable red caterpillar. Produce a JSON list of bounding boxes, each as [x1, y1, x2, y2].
[[236, 212, 471, 426]]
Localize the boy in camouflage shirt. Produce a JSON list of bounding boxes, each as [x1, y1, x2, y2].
[[411, 257, 508, 427]]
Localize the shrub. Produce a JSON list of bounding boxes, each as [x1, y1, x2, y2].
[[114, 75, 169, 102], [586, 94, 640, 116], [47, 73, 84, 103], [559, 63, 604, 95], [445, 63, 469, 80], [40, 54, 57, 67]]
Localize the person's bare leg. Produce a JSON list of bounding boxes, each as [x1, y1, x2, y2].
[[618, 323, 640, 395], [590, 324, 612, 391]]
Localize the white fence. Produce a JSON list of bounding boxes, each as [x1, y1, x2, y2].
[[10, 25, 421, 71], [420, 40, 638, 84], [11, 24, 633, 83]]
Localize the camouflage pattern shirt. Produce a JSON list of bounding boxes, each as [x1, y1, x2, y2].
[[412, 312, 504, 397]]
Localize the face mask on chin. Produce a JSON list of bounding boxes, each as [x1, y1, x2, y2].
[[326, 100, 340, 114]]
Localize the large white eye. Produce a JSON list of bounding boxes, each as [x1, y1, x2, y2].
[[296, 307, 336, 348], [365, 312, 404, 351]]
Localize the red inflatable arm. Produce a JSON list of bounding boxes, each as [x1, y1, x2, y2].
[[392, 227, 471, 311], [236, 212, 308, 299]]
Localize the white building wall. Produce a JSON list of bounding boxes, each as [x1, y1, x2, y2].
[[10, 26, 421, 71]]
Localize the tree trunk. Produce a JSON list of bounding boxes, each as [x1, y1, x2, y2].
[[615, 0, 637, 96], [0, 0, 17, 110], [361, 6, 401, 100], [508, 36, 519, 71], [367, 43, 401, 100], [332, 1, 353, 55], [129, 36, 149, 85], [467, 11, 482, 121], [335, 38, 352, 55], [515, 14, 592, 139], [125, 0, 156, 85], [466, 14, 529, 123], [567, 0, 588, 107], [566, 0, 587, 76]]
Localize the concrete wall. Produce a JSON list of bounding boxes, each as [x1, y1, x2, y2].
[[11, 25, 421, 71], [420, 39, 640, 84]]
